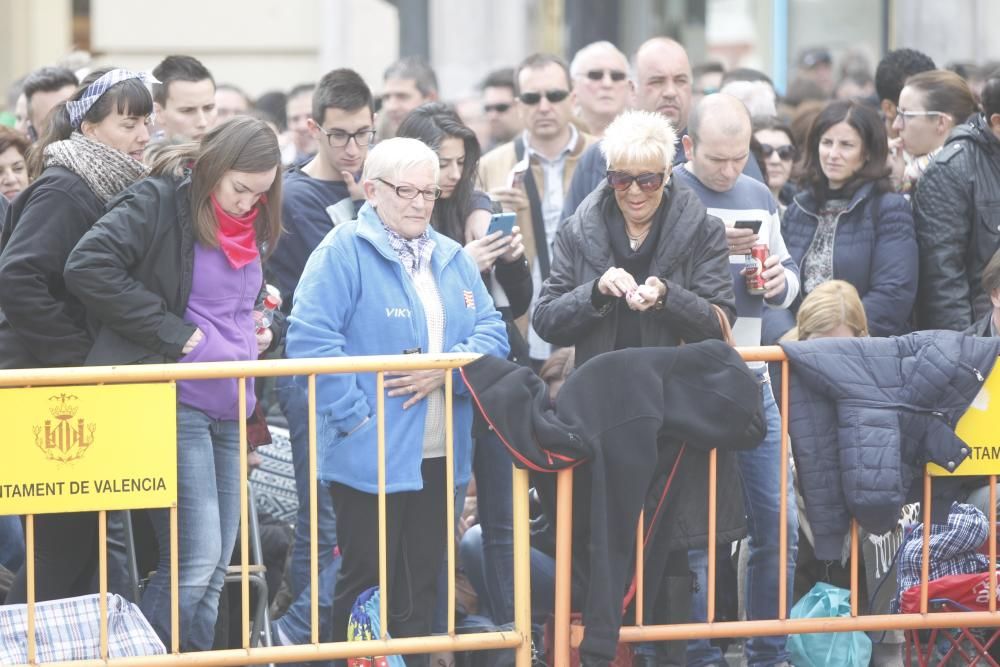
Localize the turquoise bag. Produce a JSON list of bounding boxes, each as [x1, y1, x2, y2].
[[787, 582, 872, 667]]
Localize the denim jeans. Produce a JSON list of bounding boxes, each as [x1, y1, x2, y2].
[[273, 376, 340, 650], [141, 405, 242, 651], [459, 524, 556, 625], [0, 515, 24, 572], [471, 430, 515, 625], [687, 368, 798, 667]]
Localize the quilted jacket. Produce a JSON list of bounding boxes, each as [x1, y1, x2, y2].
[[780, 331, 1000, 560], [912, 114, 1000, 331]]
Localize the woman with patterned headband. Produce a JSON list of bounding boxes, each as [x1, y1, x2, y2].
[[0, 67, 153, 605]]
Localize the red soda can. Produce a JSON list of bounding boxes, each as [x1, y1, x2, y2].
[[744, 243, 769, 294]]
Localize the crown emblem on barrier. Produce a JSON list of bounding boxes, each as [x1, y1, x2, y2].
[[34, 393, 96, 463]]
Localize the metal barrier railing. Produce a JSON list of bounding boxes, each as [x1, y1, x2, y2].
[[551, 345, 1000, 664], [0, 354, 534, 667]]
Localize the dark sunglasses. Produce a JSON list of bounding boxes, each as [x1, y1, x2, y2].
[[585, 69, 627, 82], [760, 143, 796, 161], [483, 103, 511, 113], [606, 170, 666, 192], [519, 89, 570, 105]]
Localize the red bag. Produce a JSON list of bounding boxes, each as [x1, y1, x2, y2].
[[899, 572, 1000, 613]]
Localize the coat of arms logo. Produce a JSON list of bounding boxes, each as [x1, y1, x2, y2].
[[33, 393, 96, 463]]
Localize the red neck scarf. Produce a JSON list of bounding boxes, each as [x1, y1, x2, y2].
[[212, 195, 260, 269]]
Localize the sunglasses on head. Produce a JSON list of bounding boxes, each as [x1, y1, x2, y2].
[[484, 102, 511, 113], [519, 89, 570, 105], [760, 144, 796, 161], [606, 170, 666, 192], [585, 69, 627, 82]]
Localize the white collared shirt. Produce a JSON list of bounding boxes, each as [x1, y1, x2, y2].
[[522, 125, 579, 361]]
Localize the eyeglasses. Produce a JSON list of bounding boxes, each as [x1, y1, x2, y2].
[[759, 143, 796, 161], [584, 69, 627, 83], [518, 89, 570, 105], [895, 110, 944, 127], [319, 127, 377, 148], [483, 103, 512, 114], [376, 177, 442, 201], [606, 170, 666, 192]]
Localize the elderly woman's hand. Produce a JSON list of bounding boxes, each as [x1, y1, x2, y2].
[[385, 369, 447, 409], [626, 276, 667, 311], [598, 267, 639, 298]]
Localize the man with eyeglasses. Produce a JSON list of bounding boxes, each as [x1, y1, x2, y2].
[[480, 68, 522, 150], [673, 94, 799, 667], [569, 41, 633, 138], [479, 53, 596, 369], [266, 67, 375, 659]]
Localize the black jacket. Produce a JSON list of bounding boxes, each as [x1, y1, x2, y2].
[[462, 342, 765, 664], [779, 331, 1000, 560], [534, 180, 736, 366], [64, 175, 197, 365], [0, 166, 105, 369], [491, 257, 533, 366], [913, 114, 1000, 331], [64, 175, 281, 366]]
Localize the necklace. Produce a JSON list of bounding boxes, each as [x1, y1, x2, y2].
[[626, 226, 650, 250]]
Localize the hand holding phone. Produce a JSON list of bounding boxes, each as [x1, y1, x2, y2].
[[728, 219, 761, 255], [486, 211, 517, 237]]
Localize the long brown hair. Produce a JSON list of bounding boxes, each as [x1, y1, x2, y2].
[[152, 117, 282, 256]]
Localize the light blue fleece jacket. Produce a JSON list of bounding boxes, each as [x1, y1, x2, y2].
[[286, 202, 509, 493]]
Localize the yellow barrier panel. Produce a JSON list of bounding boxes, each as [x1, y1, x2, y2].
[[0, 383, 177, 514]]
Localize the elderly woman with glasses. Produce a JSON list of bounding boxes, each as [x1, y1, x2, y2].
[[533, 109, 742, 666], [286, 137, 508, 662], [534, 109, 734, 358]]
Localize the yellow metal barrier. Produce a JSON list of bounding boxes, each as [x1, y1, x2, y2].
[[0, 354, 533, 667], [550, 345, 1000, 664]]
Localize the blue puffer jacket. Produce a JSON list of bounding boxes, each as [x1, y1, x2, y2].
[[779, 182, 918, 337], [779, 331, 1000, 560], [286, 202, 509, 493]]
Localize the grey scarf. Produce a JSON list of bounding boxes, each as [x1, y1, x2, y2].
[[43, 132, 149, 203]]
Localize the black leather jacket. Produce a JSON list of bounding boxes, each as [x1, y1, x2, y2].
[[913, 114, 1000, 331]]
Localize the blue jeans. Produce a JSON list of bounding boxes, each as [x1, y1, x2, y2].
[[687, 369, 798, 667], [141, 405, 242, 651], [273, 376, 340, 649], [0, 515, 25, 572], [471, 431, 515, 625], [459, 524, 555, 625]]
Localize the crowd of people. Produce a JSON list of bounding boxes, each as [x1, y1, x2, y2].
[[0, 34, 999, 667]]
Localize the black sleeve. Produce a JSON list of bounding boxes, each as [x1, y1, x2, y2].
[[494, 257, 533, 320], [64, 183, 195, 359], [0, 187, 98, 366]]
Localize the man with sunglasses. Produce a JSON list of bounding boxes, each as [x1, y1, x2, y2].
[[479, 53, 596, 368], [674, 94, 800, 667], [563, 37, 764, 224], [480, 68, 522, 150], [569, 41, 633, 138], [267, 67, 375, 658]]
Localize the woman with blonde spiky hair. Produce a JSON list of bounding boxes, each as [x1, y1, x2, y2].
[[533, 108, 742, 666]]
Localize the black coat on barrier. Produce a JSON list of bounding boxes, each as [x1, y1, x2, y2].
[[461, 341, 766, 665]]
